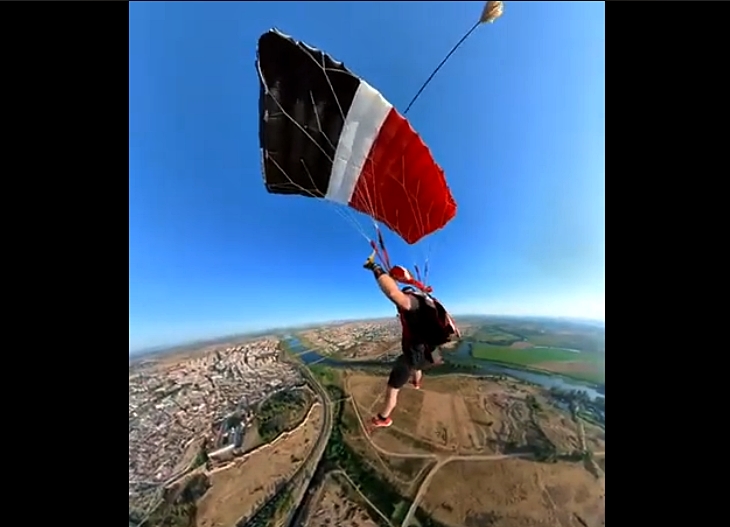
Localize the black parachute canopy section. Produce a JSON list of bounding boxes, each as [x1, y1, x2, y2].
[[256, 28, 360, 198]]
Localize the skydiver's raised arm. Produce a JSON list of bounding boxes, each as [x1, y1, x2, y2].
[[374, 272, 419, 311], [363, 253, 418, 311]]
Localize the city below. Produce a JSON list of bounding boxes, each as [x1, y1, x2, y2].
[[129, 316, 606, 527], [129, 339, 300, 500]]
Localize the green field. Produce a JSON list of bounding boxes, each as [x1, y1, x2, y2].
[[469, 320, 605, 353], [526, 333, 604, 352], [471, 327, 523, 346], [470, 344, 584, 363], [470, 343, 605, 383]]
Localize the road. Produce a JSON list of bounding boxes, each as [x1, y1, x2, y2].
[[282, 359, 334, 527], [236, 355, 334, 527]]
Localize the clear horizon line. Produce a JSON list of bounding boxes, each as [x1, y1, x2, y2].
[[128, 312, 605, 355]]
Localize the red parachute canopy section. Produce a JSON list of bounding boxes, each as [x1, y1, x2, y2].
[[256, 29, 457, 245]]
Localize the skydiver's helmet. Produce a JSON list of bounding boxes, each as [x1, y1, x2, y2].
[[390, 265, 433, 295], [389, 265, 414, 284]]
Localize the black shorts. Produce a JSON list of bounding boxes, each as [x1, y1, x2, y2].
[[387, 347, 433, 389], [387, 355, 412, 389]]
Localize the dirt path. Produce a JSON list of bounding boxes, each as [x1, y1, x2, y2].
[[400, 454, 529, 527], [330, 470, 396, 527], [578, 418, 587, 451], [400, 450, 605, 527], [343, 376, 605, 527], [347, 377, 440, 461]]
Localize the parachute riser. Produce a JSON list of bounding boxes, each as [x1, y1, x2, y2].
[[413, 259, 431, 292], [369, 239, 390, 272], [370, 224, 434, 294], [368, 224, 393, 275]]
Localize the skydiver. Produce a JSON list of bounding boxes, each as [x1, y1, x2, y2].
[[363, 252, 458, 428]]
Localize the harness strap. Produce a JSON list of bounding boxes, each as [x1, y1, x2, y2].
[[398, 310, 410, 341]]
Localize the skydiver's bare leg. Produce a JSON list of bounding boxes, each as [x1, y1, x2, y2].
[[373, 354, 408, 426], [378, 386, 399, 419], [412, 369, 423, 385]]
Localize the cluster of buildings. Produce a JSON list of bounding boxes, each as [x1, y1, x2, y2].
[[300, 319, 400, 355], [207, 414, 246, 462], [128, 338, 301, 512]]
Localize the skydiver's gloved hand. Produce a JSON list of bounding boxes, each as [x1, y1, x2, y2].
[[362, 250, 378, 270], [363, 250, 387, 279]]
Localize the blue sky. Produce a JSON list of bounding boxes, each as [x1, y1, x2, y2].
[[129, 1, 605, 352]]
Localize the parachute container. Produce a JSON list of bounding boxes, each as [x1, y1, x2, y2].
[[256, 29, 457, 245]]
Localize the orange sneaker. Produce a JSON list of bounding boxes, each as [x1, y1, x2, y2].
[[371, 415, 393, 428]]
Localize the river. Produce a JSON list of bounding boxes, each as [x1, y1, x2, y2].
[[283, 337, 604, 400]]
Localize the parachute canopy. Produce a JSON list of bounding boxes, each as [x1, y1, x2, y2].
[[256, 29, 457, 245]]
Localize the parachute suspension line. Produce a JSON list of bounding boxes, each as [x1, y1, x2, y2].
[[377, 228, 392, 270], [424, 237, 439, 286], [411, 240, 433, 293], [304, 45, 387, 257], [302, 49, 390, 255], [299, 162, 372, 243], [257, 60, 333, 164], [302, 46, 348, 125], [372, 225, 392, 271], [309, 39, 423, 260], [402, 1, 504, 116], [370, 240, 388, 271], [258, 54, 376, 244], [413, 248, 431, 291], [268, 156, 372, 243]]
